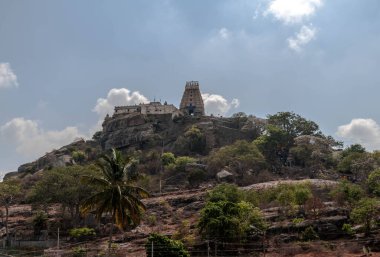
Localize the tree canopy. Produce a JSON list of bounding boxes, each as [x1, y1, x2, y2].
[[208, 140, 266, 174], [198, 184, 266, 242]]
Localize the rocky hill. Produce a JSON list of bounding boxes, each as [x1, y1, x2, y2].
[[7, 114, 265, 178], [3, 111, 380, 256]]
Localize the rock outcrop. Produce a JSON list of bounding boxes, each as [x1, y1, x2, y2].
[[100, 112, 265, 152], [9, 113, 265, 177], [13, 139, 101, 175]]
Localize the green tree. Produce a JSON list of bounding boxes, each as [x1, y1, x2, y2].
[[341, 144, 366, 158], [254, 125, 289, 167], [294, 185, 312, 206], [161, 152, 176, 166], [198, 200, 266, 242], [0, 180, 21, 246], [336, 145, 378, 182], [80, 149, 149, 255], [267, 112, 320, 138], [32, 211, 48, 236], [231, 112, 249, 130], [28, 165, 99, 222], [208, 140, 266, 175], [367, 169, 380, 196], [237, 201, 267, 236], [72, 151, 86, 164], [206, 183, 243, 203], [255, 112, 323, 168], [337, 152, 367, 174], [184, 125, 207, 154], [198, 200, 242, 241], [198, 184, 266, 242], [275, 185, 297, 215], [173, 156, 196, 173], [330, 180, 364, 211], [350, 198, 380, 235], [145, 233, 189, 257], [174, 126, 207, 155], [231, 112, 247, 118], [290, 135, 335, 168]]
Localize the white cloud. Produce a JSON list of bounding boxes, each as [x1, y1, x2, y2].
[[219, 28, 230, 39], [202, 93, 240, 116], [265, 0, 323, 24], [0, 63, 18, 89], [287, 25, 316, 52], [91, 88, 150, 133], [0, 118, 83, 158], [93, 88, 149, 117], [337, 118, 380, 151]]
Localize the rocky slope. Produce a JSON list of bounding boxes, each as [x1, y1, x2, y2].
[[7, 114, 264, 178], [4, 180, 379, 257]]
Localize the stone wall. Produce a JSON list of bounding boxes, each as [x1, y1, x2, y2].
[[114, 102, 178, 116], [140, 102, 177, 115]]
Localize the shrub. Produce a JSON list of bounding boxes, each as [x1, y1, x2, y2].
[[69, 227, 96, 241], [243, 190, 261, 207], [174, 126, 207, 155], [367, 169, 380, 197], [145, 233, 189, 257], [187, 169, 206, 188], [294, 185, 312, 206], [208, 140, 266, 175], [342, 223, 354, 236], [301, 226, 319, 241], [72, 151, 86, 164], [350, 198, 380, 235], [32, 211, 48, 235], [72, 246, 86, 257], [161, 152, 176, 166], [146, 214, 157, 226], [184, 125, 207, 154], [330, 180, 364, 210], [292, 218, 305, 224], [174, 156, 196, 173], [207, 183, 243, 203], [304, 196, 324, 219]]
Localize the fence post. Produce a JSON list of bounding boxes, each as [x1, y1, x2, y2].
[[151, 241, 154, 257], [57, 227, 60, 249]]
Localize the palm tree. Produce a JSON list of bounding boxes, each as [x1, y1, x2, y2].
[[81, 149, 149, 255]]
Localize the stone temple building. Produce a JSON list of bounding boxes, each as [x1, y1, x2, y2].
[[180, 81, 205, 116], [114, 101, 177, 116], [109, 81, 205, 119]]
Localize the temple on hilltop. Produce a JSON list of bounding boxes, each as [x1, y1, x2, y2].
[[113, 101, 178, 116], [180, 81, 205, 116], [108, 81, 205, 118]]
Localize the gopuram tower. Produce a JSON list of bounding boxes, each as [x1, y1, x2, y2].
[[180, 81, 205, 116]]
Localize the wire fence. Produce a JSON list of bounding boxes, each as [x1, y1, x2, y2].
[[0, 226, 379, 257]]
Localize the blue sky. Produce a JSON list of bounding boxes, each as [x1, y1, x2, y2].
[[1, 0, 380, 176]]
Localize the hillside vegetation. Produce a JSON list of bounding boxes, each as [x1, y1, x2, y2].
[[1, 111, 380, 256]]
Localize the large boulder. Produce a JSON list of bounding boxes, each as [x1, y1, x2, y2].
[[216, 169, 234, 182]]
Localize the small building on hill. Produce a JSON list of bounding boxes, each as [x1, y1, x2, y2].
[[114, 101, 178, 116]]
